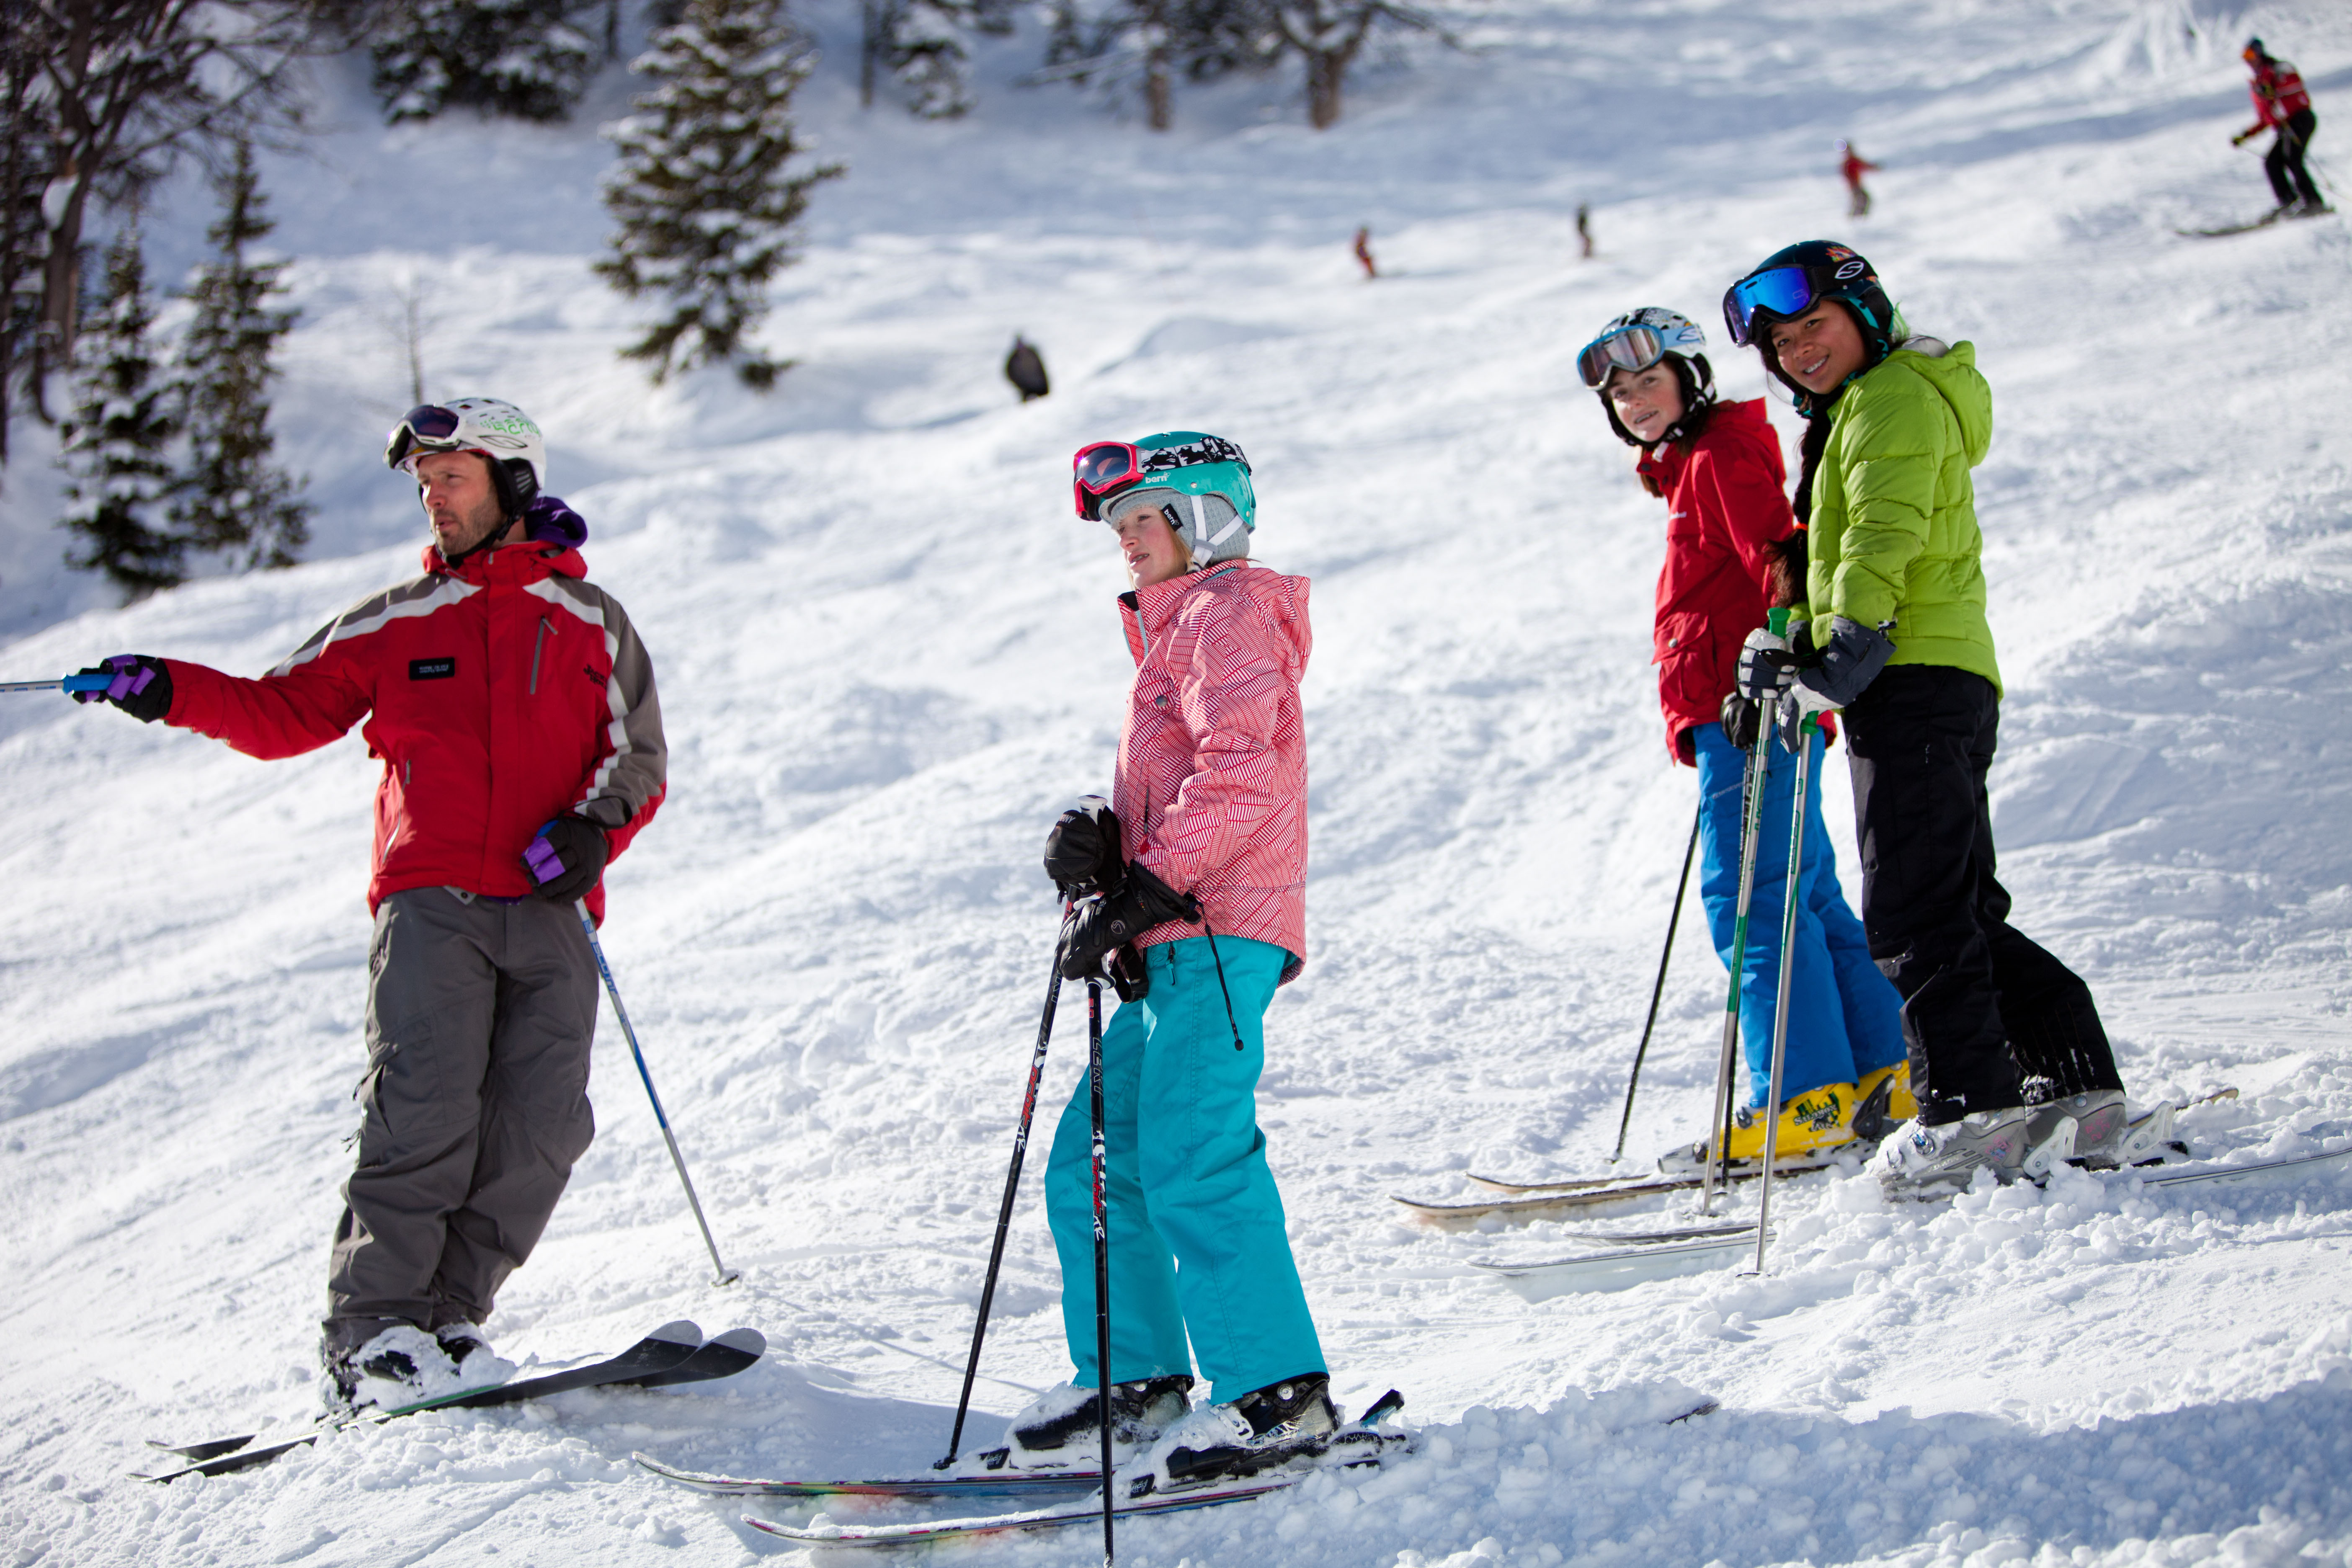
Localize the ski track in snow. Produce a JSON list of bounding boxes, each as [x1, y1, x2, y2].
[[4, 0, 2352, 1563]]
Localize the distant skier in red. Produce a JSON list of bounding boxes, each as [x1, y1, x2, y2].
[[1352, 226, 1377, 279], [2232, 39, 2324, 217], [1839, 142, 1880, 217]]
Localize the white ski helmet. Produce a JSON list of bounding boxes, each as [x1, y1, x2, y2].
[[384, 397, 546, 516]]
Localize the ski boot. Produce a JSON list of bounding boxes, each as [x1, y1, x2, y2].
[[323, 1323, 471, 1413], [1875, 1107, 2041, 1199], [988, 1375, 1194, 1470], [1658, 1081, 1858, 1176], [1136, 1372, 1339, 1491], [1851, 1065, 1918, 1142], [435, 1322, 518, 1387]]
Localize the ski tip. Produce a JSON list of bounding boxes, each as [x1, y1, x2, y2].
[[705, 1326, 766, 1357], [649, 1320, 703, 1347], [1357, 1388, 1407, 1426], [1666, 1398, 1720, 1424]]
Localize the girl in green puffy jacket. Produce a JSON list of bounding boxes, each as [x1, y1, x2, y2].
[[1721, 241, 2153, 1199]]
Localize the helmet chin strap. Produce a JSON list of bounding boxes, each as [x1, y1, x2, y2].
[[1187, 494, 1246, 565]]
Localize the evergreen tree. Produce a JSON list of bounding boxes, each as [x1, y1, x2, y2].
[[1040, 0, 1269, 129], [173, 142, 310, 570], [865, 0, 1014, 119], [59, 227, 183, 599], [596, 0, 842, 390], [370, 0, 598, 122]]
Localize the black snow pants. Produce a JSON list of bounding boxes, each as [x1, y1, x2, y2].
[[1841, 665, 2123, 1125], [2267, 110, 2321, 209], [323, 888, 599, 1357]]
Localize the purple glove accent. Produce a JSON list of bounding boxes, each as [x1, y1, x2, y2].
[[107, 655, 156, 701], [523, 495, 588, 550], [524, 836, 567, 885]]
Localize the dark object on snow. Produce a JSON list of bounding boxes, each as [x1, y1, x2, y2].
[[1352, 226, 1377, 278], [1006, 335, 1049, 400], [1576, 204, 1593, 260]]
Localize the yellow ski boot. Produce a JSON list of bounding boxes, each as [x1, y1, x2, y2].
[[1852, 1064, 1918, 1143], [1658, 1081, 1858, 1176]]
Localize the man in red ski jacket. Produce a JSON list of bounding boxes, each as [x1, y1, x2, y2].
[[2233, 39, 2322, 214], [71, 398, 665, 1409]]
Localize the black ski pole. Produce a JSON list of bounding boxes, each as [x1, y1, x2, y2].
[[573, 901, 740, 1287], [936, 936, 1067, 1469], [1087, 974, 1116, 1567], [1611, 801, 1702, 1161]]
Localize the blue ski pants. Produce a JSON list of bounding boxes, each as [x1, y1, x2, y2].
[[1694, 722, 1906, 1108], [1043, 935, 1324, 1404]]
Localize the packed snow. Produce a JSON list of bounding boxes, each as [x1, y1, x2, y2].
[[4, 0, 2352, 1564]]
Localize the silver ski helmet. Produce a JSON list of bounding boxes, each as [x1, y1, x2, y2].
[[1072, 431, 1256, 567], [1578, 307, 1716, 448], [384, 397, 546, 517]]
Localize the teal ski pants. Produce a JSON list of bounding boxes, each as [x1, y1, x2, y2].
[[1042, 935, 1325, 1404]]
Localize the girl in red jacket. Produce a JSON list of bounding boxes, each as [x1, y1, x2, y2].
[[1579, 308, 1909, 1170], [1008, 431, 1336, 1485]]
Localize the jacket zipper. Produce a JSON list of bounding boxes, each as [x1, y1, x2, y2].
[[529, 616, 550, 694]]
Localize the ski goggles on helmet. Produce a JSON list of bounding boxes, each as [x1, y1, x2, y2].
[[1721, 266, 1825, 347], [383, 404, 469, 471], [1577, 324, 1684, 388], [1071, 434, 1250, 520]]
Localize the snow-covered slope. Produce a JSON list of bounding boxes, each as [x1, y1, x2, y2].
[[4, 1, 2352, 1564]]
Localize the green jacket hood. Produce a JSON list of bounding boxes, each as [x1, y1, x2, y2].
[[1877, 338, 1991, 467]]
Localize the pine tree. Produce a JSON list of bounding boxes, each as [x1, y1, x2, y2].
[[59, 227, 183, 599], [369, 0, 598, 123], [596, 0, 842, 390], [1037, 0, 1269, 129], [173, 142, 310, 570], [869, 0, 1014, 119]]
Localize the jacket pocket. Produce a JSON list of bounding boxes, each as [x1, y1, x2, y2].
[[1653, 610, 1726, 720]]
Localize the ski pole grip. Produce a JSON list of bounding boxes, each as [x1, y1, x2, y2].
[[62, 672, 113, 692], [1767, 607, 1791, 636]]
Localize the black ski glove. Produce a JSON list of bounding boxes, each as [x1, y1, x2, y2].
[[1060, 862, 1199, 983], [1043, 796, 1124, 897], [71, 655, 173, 723], [1720, 691, 1762, 751], [522, 815, 610, 902], [1775, 616, 1896, 751]]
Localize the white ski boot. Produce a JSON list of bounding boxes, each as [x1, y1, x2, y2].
[[1137, 1372, 1338, 1489], [1875, 1108, 2036, 1199], [325, 1323, 474, 1412]]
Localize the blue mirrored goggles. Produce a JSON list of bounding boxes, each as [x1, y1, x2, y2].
[[1721, 266, 1820, 347]]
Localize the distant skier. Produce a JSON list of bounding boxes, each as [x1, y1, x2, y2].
[[1577, 307, 1909, 1173], [1013, 431, 1336, 1483], [68, 399, 666, 1406], [1353, 225, 1377, 279], [1723, 243, 2149, 1198], [1006, 335, 1050, 401], [1577, 204, 1594, 260], [1839, 141, 1880, 217], [2232, 39, 2323, 217]]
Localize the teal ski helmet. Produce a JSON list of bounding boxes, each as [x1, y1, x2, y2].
[[1072, 431, 1256, 567]]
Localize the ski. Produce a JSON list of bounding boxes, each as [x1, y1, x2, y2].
[[740, 1393, 1415, 1548], [1474, 1138, 2347, 1297], [635, 1454, 1105, 1500], [2177, 209, 2288, 237], [139, 1321, 759, 1482], [1420, 1089, 2238, 1227]]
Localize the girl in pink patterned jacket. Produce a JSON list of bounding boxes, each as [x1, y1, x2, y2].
[[1006, 431, 1341, 1483]]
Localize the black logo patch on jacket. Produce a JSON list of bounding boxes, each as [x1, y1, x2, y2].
[[409, 658, 457, 681]]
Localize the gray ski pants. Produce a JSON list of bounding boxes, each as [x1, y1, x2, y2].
[[323, 889, 598, 1354]]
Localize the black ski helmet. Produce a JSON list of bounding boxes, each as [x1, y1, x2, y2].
[[1723, 240, 1903, 404]]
